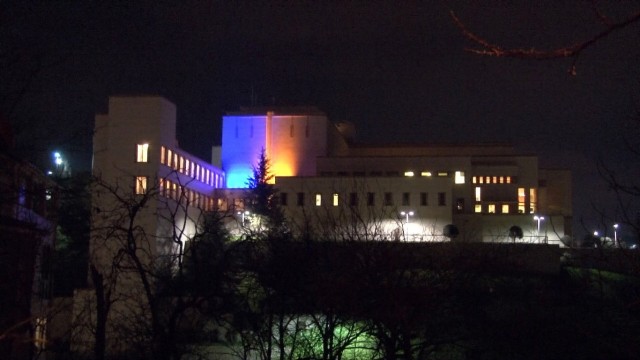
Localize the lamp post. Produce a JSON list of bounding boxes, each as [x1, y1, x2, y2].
[[400, 211, 414, 239], [533, 215, 544, 234], [614, 224, 619, 247], [237, 210, 249, 226]]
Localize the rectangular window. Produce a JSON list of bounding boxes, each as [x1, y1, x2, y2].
[[437, 171, 449, 177], [333, 193, 339, 206], [456, 198, 464, 211], [404, 171, 414, 177], [529, 188, 537, 214], [485, 176, 490, 184], [315, 193, 322, 206], [367, 192, 375, 206], [160, 146, 166, 164], [384, 192, 393, 206], [488, 204, 496, 213], [479, 176, 484, 184], [502, 204, 510, 214], [455, 171, 465, 184], [167, 149, 173, 167], [402, 192, 410, 206], [475, 187, 481, 202], [472, 176, 477, 184], [186, 159, 191, 175], [135, 176, 147, 194], [506, 176, 512, 184], [173, 153, 178, 170], [280, 192, 288, 206], [438, 192, 446, 206], [421, 171, 432, 177], [349, 192, 358, 206], [518, 188, 526, 214], [420, 192, 428, 206], [499, 176, 504, 184], [179, 156, 184, 172], [136, 144, 149, 162], [475, 204, 482, 213], [297, 192, 305, 206]]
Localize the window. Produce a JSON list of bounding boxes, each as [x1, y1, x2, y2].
[[529, 188, 537, 214], [479, 176, 484, 184], [315, 193, 322, 206], [420, 192, 428, 206], [135, 176, 147, 194], [455, 171, 465, 184], [472, 176, 477, 184], [518, 188, 526, 213], [438, 192, 446, 206], [160, 146, 166, 164], [475, 204, 482, 213], [506, 176, 512, 184], [367, 192, 375, 206], [167, 149, 173, 167], [349, 192, 358, 206], [296, 193, 305, 206], [437, 171, 449, 177], [475, 187, 481, 201], [402, 192, 410, 206], [384, 192, 393, 206], [488, 204, 496, 213], [421, 171, 432, 177], [280, 192, 288, 206], [456, 198, 464, 212], [136, 144, 149, 162], [404, 171, 414, 177], [333, 193, 339, 206], [502, 204, 510, 214], [179, 156, 184, 172]]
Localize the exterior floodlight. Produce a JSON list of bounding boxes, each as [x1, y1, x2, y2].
[[400, 211, 414, 224], [237, 210, 250, 224]]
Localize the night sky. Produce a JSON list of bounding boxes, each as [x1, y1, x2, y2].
[[2, 1, 639, 239]]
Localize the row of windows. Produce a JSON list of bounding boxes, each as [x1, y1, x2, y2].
[[317, 170, 464, 182], [134, 176, 216, 211], [472, 176, 514, 184], [159, 178, 216, 211], [159, 145, 224, 188], [474, 186, 537, 214], [279, 191, 448, 207], [233, 122, 311, 138]]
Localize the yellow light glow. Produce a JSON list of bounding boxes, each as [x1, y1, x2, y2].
[[455, 171, 465, 184], [475, 204, 482, 213], [502, 204, 509, 213], [404, 171, 415, 177], [421, 171, 432, 177]]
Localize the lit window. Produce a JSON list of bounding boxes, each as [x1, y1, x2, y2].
[[475, 204, 482, 213], [499, 176, 504, 184], [438, 171, 448, 177], [488, 204, 496, 213], [185, 159, 190, 175], [421, 171, 432, 177], [455, 171, 465, 184], [492, 176, 497, 184], [502, 204, 510, 214], [136, 144, 149, 162], [167, 149, 173, 166], [404, 171, 414, 177], [518, 188, 526, 213], [160, 146, 166, 164], [179, 156, 184, 172], [475, 187, 481, 201], [529, 188, 537, 213], [135, 176, 147, 194], [479, 176, 484, 184], [506, 176, 512, 184], [333, 193, 339, 206], [315, 193, 322, 206], [472, 176, 477, 184], [485, 176, 490, 183], [173, 153, 178, 170]]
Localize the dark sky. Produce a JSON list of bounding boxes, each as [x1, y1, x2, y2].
[[2, 1, 640, 238]]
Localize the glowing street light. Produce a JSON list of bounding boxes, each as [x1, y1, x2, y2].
[[54, 152, 63, 165], [593, 231, 599, 237], [237, 210, 250, 226], [614, 223, 619, 247], [400, 211, 414, 224], [533, 215, 544, 234]]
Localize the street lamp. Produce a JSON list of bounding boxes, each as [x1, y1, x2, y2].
[[614, 224, 619, 247], [400, 211, 414, 224], [237, 210, 250, 226], [533, 215, 544, 234]]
